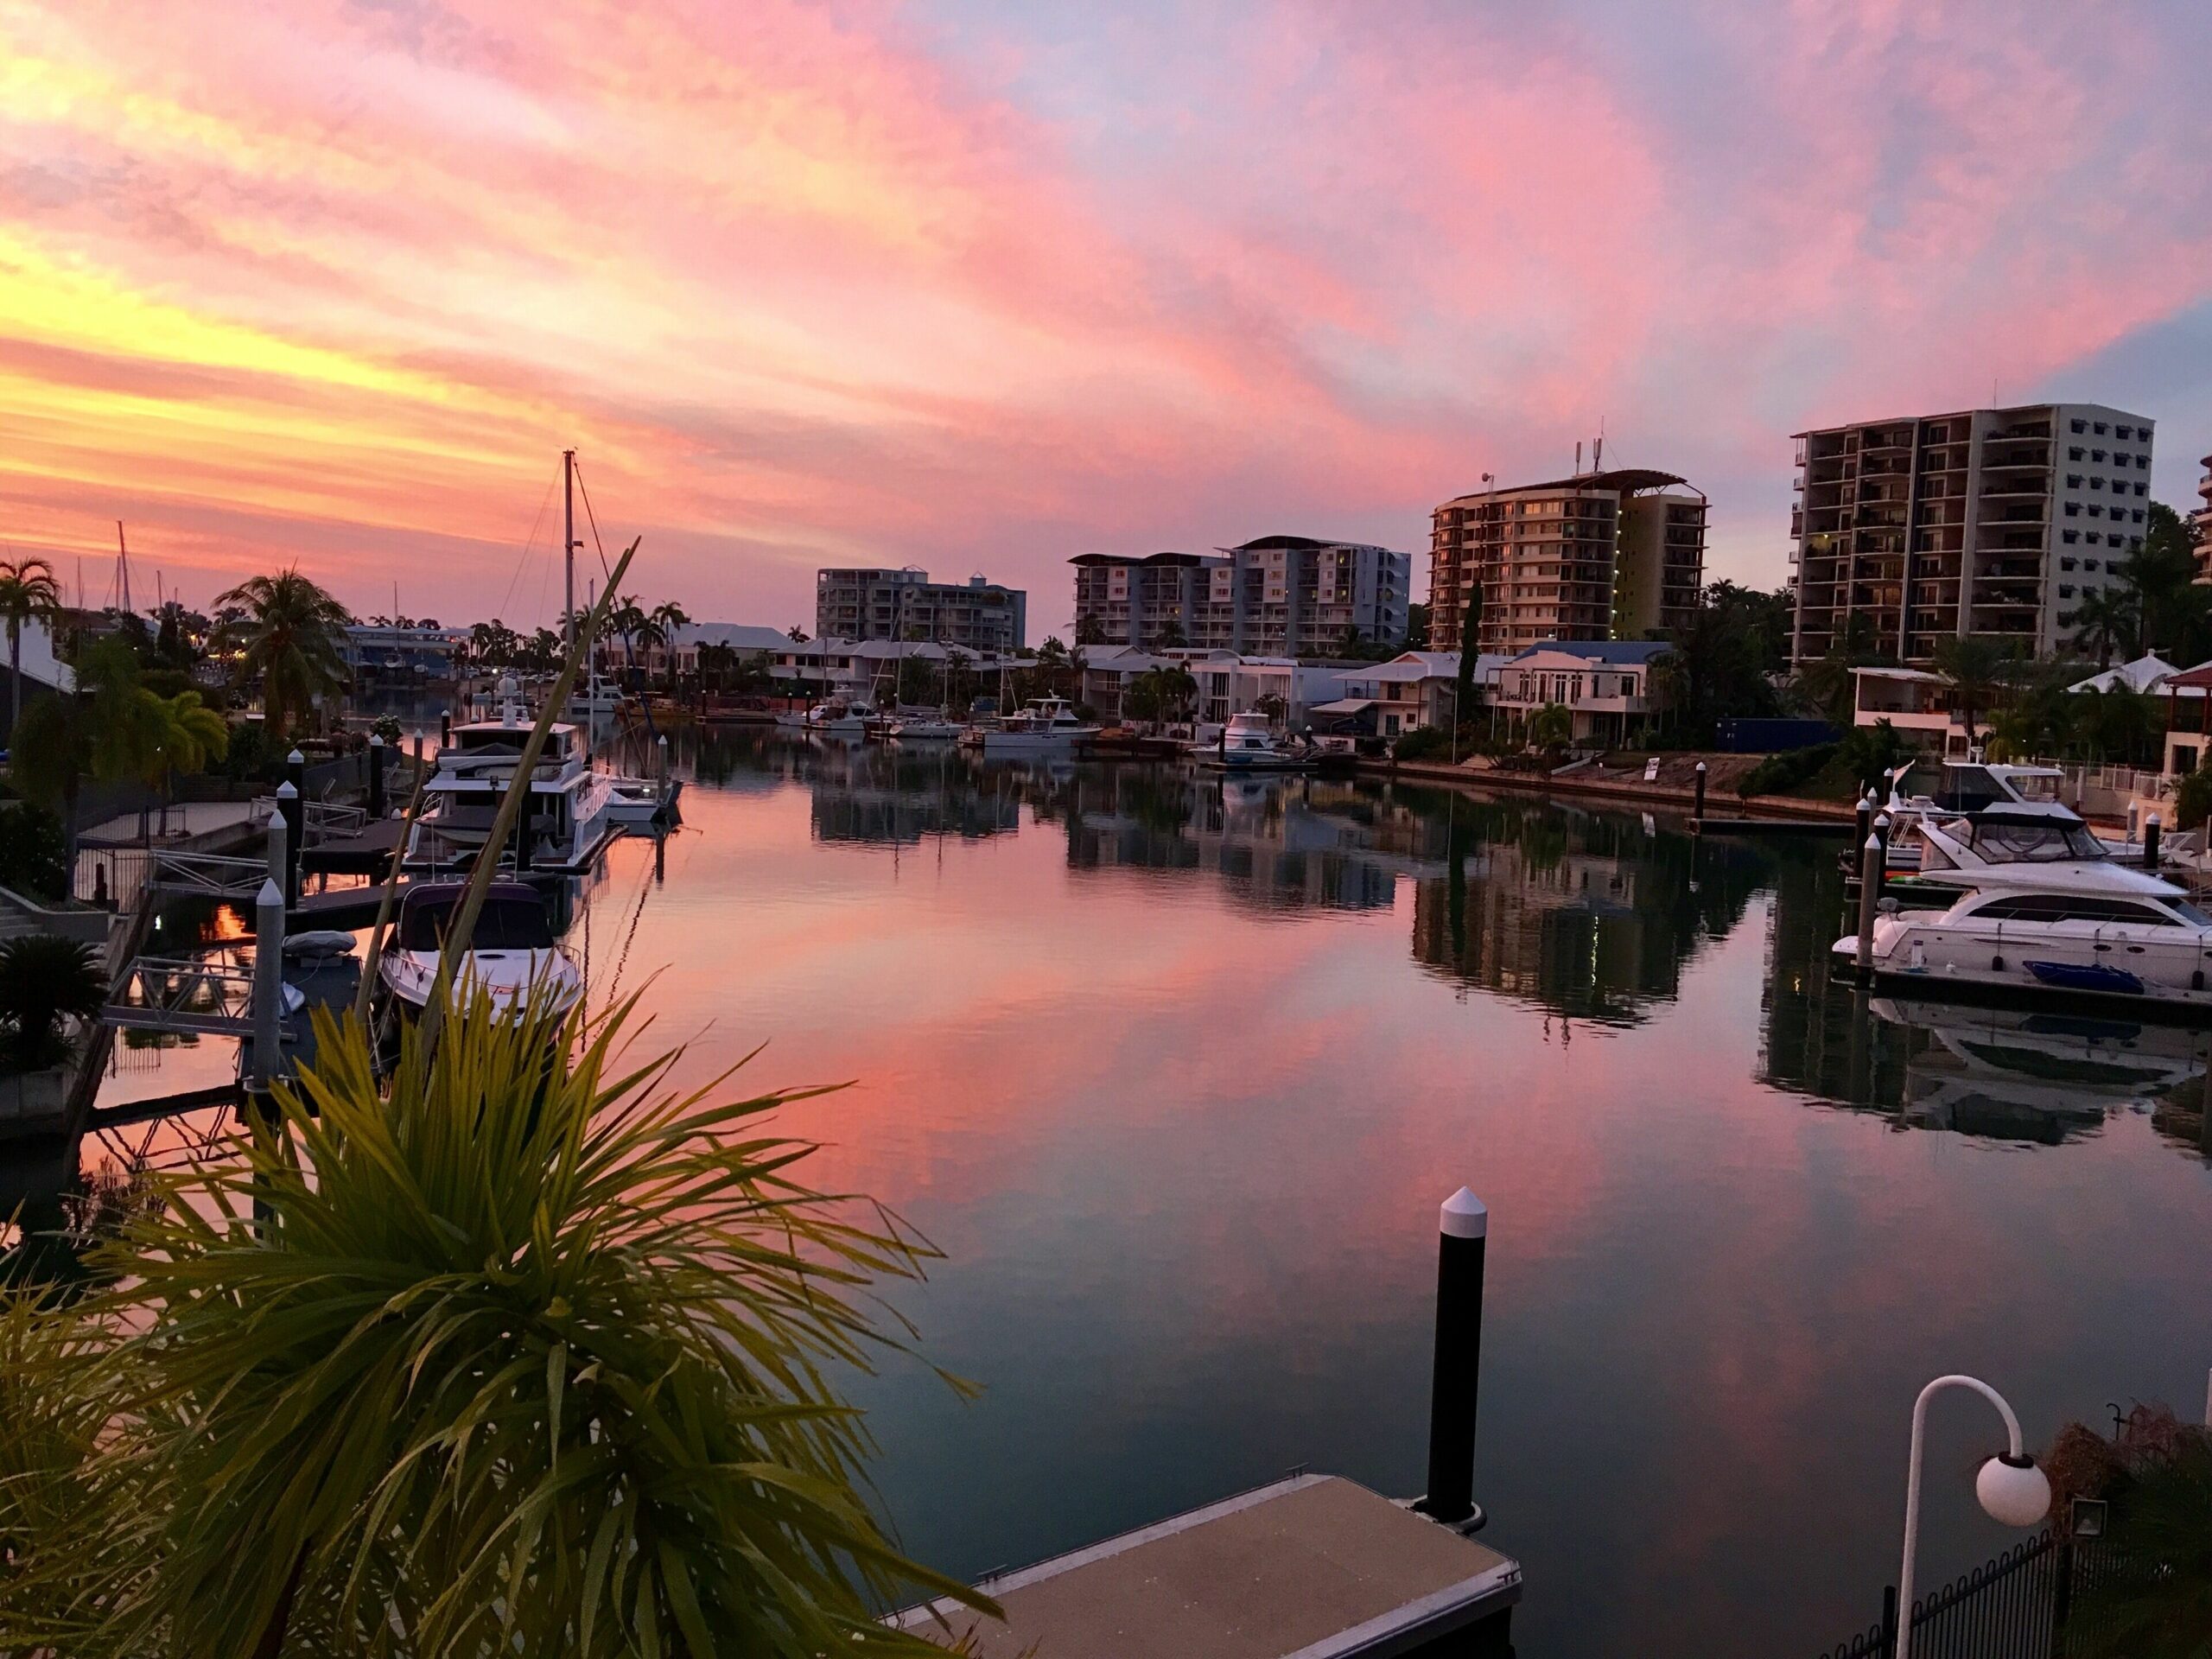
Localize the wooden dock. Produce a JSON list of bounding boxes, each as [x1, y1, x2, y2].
[[893, 1474, 1520, 1658]]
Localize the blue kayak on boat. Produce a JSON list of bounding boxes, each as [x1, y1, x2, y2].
[[2023, 960, 2145, 996]]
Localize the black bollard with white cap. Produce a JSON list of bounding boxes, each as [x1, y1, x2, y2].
[[1415, 1186, 1488, 1531], [440, 709, 453, 747], [1854, 789, 1872, 849], [275, 782, 302, 909], [1692, 761, 1707, 821], [1856, 833, 1882, 975], [367, 734, 386, 818], [251, 876, 286, 1097], [1872, 811, 1891, 901], [2145, 813, 2161, 871]]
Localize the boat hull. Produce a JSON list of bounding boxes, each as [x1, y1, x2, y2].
[[1831, 938, 2212, 1021]]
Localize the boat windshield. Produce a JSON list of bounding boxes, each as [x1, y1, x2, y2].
[[1966, 818, 2108, 863], [2003, 772, 2062, 804], [399, 893, 555, 951]]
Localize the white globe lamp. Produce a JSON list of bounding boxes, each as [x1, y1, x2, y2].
[[1975, 1452, 2052, 1529]]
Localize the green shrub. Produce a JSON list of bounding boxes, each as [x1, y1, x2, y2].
[[218, 719, 273, 782], [0, 803, 67, 901], [0, 935, 104, 1071], [1738, 743, 1838, 799], [2175, 762, 2212, 834], [1393, 726, 1452, 763], [1834, 720, 1909, 795]]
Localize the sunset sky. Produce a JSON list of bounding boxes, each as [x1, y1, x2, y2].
[[3, 0, 2208, 636]]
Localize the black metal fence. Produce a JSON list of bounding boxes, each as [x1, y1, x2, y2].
[[1812, 1530, 2120, 1659]]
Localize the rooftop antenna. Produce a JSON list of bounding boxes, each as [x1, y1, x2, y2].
[[1575, 440, 1583, 475], [1594, 420, 1604, 471]]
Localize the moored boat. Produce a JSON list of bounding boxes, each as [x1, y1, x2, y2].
[[1834, 804, 2212, 1013], [959, 696, 1100, 755], [378, 880, 583, 1019], [1195, 711, 1317, 772]]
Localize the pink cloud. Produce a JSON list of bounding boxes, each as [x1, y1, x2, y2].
[[0, 0, 2203, 625]]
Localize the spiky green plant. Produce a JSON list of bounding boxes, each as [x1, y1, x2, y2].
[[3, 989, 992, 1656]]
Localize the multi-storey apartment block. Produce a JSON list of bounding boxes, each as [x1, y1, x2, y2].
[[1428, 470, 1706, 654], [1789, 404, 2154, 667], [1071, 537, 1410, 656], [2194, 448, 2212, 583], [815, 567, 1027, 652]]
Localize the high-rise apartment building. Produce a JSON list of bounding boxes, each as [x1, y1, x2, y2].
[[1789, 404, 2155, 667], [815, 567, 1027, 652], [2194, 448, 2212, 583], [1071, 536, 1410, 655], [1428, 470, 1706, 654]]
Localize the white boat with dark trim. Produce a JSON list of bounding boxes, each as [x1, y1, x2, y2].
[[1876, 760, 2074, 870], [803, 698, 876, 738], [404, 677, 618, 874], [378, 880, 583, 1019], [960, 696, 1099, 755], [1834, 804, 2212, 1009], [1195, 712, 1316, 772], [889, 714, 962, 743]]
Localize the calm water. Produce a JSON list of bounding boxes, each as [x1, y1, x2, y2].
[[59, 734, 2212, 1656]]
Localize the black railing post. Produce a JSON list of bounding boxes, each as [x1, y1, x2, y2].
[[1879, 1584, 1899, 1659]]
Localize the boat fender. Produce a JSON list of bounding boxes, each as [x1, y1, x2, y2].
[[1991, 955, 2005, 971]]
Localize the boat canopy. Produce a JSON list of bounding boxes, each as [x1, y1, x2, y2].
[[397, 881, 556, 951], [1959, 807, 2108, 865]]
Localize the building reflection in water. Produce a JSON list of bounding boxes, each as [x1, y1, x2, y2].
[[1759, 836, 2212, 1155]]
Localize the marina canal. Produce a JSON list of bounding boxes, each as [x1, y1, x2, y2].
[[46, 733, 2212, 1657]]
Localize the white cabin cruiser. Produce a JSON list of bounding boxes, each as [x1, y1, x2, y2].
[[802, 698, 874, 738], [1835, 804, 2212, 1008], [378, 880, 583, 1019], [1196, 712, 1316, 772], [404, 679, 618, 874], [1876, 760, 2070, 870], [960, 696, 1100, 755]]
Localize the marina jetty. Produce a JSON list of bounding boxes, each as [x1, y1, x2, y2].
[[897, 1191, 1522, 1658]]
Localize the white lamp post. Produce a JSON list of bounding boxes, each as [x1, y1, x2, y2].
[[1895, 1374, 2051, 1659]]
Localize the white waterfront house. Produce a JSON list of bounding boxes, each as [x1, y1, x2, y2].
[[1313, 651, 1516, 739], [1075, 647, 1351, 727], [1488, 640, 1671, 745]]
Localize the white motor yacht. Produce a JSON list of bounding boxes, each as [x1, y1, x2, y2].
[[378, 880, 583, 1019], [1834, 804, 2212, 1007], [404, 677, 618, 874], [1196, 712, 1316, 772], [802, 698, 875, 738], [960, 696, 1100, 755], [1876, 760, 2070, 870]]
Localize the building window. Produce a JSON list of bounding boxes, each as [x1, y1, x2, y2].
[[2093, 422, 2108, 435], [2084, 558, 2101, 571], [2067, 474, 2083, 488], [2085, 531, 2101, 543], [2090, 449, 2107, 462], [2116, 423, 2133, 439], [2090, 477, 2105, 490], [2069, 446, 2085, 461], [2089, 505, 2105, 518], [2061, 556, 2077, 569], [2135, 482, 2148, 496], [2063, 530, 2080, 543], [2071, 418, 2087, 433], [2133, 509, 2146, 523], [2060, 585, 2075, 599], [2130, 536, 2145, 551], [2137, 453, 2152, 468], [2065, 502, 2082, 516]]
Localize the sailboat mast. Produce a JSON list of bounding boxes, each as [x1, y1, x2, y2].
[[563, 449, 577, 657]]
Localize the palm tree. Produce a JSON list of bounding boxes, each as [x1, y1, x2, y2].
[[0, 992, 992, 1655], [1529, 702, 1574, 750], [1930, 633, 2018, 754], [2072, 586, 2139, 670], [147, 690, 228, 831], [650, 601, 690, 690], [0, 934, 105, 1070], [0, 557, 61, 737], [11, 639, 148, 868], [213, 569, 351, 741]]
